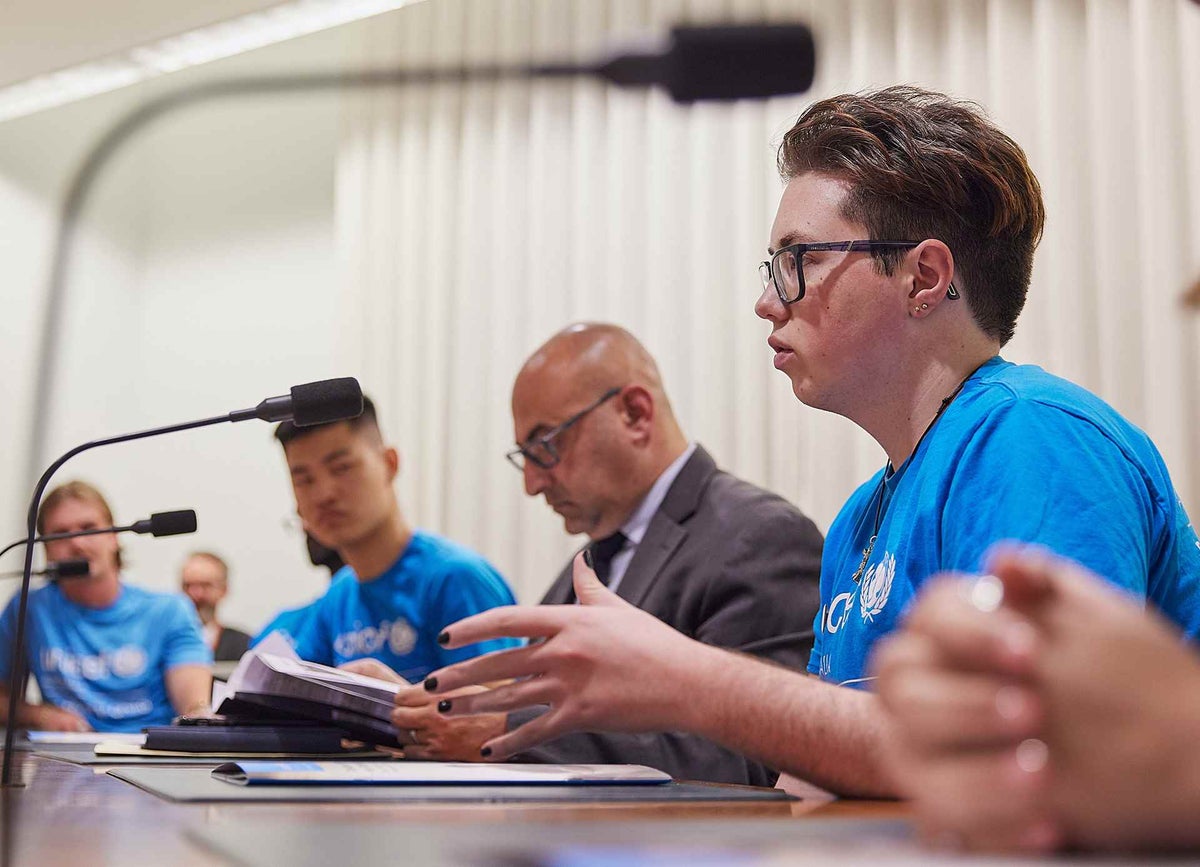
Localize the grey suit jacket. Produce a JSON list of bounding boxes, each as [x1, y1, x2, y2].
[[516, 445, 823, 787]]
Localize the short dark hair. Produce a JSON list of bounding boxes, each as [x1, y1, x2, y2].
[[777, 85, 1045, 346], [274, 395, 381, 447]]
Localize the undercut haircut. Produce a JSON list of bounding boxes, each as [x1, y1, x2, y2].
[[777, 85, 1045, 345], [274, 395, 382, 447]]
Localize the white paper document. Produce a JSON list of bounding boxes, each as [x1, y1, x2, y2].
[[212, 760, 672, 786], [212, 631, 299, 711]]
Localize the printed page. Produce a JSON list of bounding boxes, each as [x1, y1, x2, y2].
[[213, 632, 299, 711]]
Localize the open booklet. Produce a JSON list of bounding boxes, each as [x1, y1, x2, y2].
[[210, 634, 412, 747], [212, 760, 672, 786]]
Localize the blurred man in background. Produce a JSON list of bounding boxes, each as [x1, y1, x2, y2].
[[180, 551, 251, 662]]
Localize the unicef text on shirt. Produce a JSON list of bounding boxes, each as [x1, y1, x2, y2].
[[333, 619, 417, 659], [40, 646, 149, 680]]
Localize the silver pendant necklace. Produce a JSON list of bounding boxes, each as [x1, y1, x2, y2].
[[850, 365, 985, 585]]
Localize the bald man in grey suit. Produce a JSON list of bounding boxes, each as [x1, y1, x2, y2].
[[525, 443, 822, 786], [375, 323, 822, 786]]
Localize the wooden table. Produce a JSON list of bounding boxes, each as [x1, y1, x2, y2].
[[0, 751, 909, 866]]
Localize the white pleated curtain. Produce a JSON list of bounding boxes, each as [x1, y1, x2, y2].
[[335, 0, 1200, 603]]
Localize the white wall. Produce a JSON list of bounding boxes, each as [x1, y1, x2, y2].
[[0, 26, 364, 632]]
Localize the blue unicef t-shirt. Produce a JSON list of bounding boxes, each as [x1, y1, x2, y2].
[[810, 356, 1200, 687], [288, 531, 520, 682], [0, 583, 212, 732]]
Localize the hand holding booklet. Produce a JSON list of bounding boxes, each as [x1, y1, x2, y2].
[[212, 760, 672, 786]]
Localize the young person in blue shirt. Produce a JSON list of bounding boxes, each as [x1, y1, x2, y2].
[[876, 273, 1200, 854], [415, 86, 1200, 799], [260, 397, 518, 683], [0, 481, 212, 732]]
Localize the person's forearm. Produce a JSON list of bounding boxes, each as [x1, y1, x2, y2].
[[672, 643, 899, 798], [0, 686, 54, 728], [166, 664, 213, 716]]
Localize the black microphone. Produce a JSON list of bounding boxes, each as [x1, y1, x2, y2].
[[228, 377, 363, 427], [128, 510, 198, 538], [0, 559, 90, 581], [3, 378, 359, 787], [584, 24, 817, 103], [46, 559, 90, 580], [0, 510, 199, 561]]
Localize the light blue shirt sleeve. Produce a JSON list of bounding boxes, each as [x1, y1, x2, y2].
[[0, 593, 18, 680], [941, 399, 1157, 598], [162, 595, 214, 669], [289, 591, 336, 666], [430, 561, 521, 667], [252, 600, 320, 649]]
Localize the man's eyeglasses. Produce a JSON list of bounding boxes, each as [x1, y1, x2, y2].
[[758, 240, 962, 305], [506, 387, 622, 472]]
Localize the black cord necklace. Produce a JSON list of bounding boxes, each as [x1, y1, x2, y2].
[[850, 363, 987, 585]]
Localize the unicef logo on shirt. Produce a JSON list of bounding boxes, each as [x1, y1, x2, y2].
[[335, 619, 418, 658], [388, 619, 417, 656], [108, 645, 148, 679], [860, 552, 896, 623]]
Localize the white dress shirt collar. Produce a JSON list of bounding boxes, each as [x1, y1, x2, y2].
[[604, 442, 697, 594]]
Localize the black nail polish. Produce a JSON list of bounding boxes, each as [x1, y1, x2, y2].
[[582, 548, 594, 570], [423, 677, 438, 692], [437, 699, 452, 713], [480, 746, 492, 758], [437, 631, 450, 645]]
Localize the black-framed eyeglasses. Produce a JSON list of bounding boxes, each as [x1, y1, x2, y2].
[[758, 240, 961, 305], [506, 386, 622, 472]]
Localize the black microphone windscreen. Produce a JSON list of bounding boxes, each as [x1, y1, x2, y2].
[[291, 377, 364, 427], [50, 558, 90, 578], [148, 510, 198, 537], [666, 25, 815, 102], [598, 24, 815, 103]]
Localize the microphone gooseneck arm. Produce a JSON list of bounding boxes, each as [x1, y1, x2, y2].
[[1, 413, 226, 786], [3, 379, 357, 786], [0, 522, 145, 561], [24, 23, 814, 488], [0, 560, 90, 581], [0, 510, 199, 564]]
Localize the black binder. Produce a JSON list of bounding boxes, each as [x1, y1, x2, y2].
[[142, 725, 349, 754]]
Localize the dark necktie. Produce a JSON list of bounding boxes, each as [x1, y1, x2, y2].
[[587, 531, 629, 586]]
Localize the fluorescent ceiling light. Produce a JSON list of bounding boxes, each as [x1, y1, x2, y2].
[[0, 0, 427, 123]]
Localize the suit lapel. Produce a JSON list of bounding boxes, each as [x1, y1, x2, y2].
[[614, 446, 718, 609], [540, 560, 578, 605]]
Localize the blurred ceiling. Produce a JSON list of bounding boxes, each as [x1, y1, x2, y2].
[[0, 0, 286, 88]]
